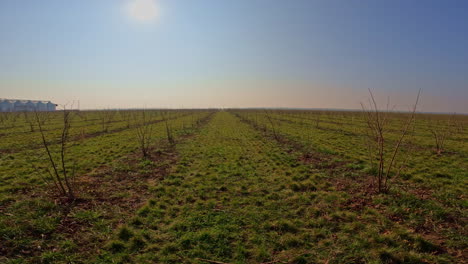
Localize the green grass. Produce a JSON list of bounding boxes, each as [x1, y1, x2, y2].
[[0, 110, 465, 263], [0, 110, 212, 263], [97, 112, 456, 263], [234, 110, 467, 259]]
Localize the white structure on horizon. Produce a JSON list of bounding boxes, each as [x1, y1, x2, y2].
[[0, 99, 57, 112]]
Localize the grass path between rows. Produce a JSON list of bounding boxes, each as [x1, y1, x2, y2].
[[97, 111, 453, 264]]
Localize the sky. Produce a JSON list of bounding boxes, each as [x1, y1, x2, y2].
[[0, 0, 467, 112]]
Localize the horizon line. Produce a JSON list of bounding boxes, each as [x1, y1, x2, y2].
[[70, 107, 468, 115]]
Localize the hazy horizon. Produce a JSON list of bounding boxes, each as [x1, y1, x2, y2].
[[1, 0, 467, 113]]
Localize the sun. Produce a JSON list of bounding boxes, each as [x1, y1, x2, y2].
[[126, 0, 159, 22]]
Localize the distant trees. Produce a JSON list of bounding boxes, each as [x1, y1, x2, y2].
[[361, 89, 420, 193]]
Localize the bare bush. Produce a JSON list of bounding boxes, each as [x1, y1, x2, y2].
[[76, 110, 88, 122], [361, 89, 420, 193], [135, 110, 153, 158], [120, 110, 132, 128], [162, 112, 175, 145], [314, 111, 321, 129], [0, 113, 7, 129], [265, 110, 279, 140], [34, 108, 77, 201], [428, 114, 455, 155], [100, 110, 116, 133], [24, 112, 36, 132]]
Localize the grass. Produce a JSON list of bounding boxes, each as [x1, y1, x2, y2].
[[234, 110, 467, 260], [0, 110, 213, 263], [0, 110, 466, 263], [97, 112, 457, 263]]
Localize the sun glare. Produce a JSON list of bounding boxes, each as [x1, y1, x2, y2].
[[126, 0, 159, 22]]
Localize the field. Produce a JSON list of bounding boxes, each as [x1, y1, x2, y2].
[[0, 110, 466, 263]]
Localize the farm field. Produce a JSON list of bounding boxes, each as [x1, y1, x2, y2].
[[0, 110, 466, 263]]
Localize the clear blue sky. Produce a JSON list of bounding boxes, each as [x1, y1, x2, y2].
[[0, 0, 467, 112]]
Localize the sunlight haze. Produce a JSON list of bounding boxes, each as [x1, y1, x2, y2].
[[126, 0, 159, 22], [0, 0, 467, 113]]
